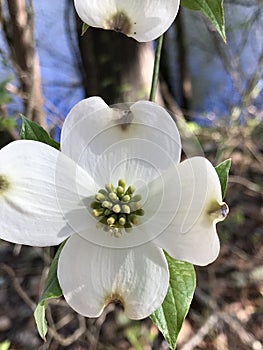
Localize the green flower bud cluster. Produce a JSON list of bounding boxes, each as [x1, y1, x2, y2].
[[91, 179, 144, 235]]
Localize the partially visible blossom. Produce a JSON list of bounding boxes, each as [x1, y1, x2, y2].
[[0, 97, 228, 319], [74, 0, 180, 42]]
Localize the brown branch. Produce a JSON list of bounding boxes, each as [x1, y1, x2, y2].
[[0, 263, 36, 310], [190, 288, 263, 350], [46, 306, 86, 347], [75, 16, 163, 104], [180, 313, 220, 350], [229, 175, 262, 193], [2, 0, 46, 127], [176, 9, 192, 115], [221, 312, 263, 350]]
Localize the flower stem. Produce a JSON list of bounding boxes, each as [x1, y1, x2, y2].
[[149, 35, 164, 102]]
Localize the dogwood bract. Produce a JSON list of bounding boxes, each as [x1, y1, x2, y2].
[[0, 97, 228, 319], [74, 0, 180, 42]]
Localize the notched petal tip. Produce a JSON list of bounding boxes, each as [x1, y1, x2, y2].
[[207, 201, 229, 223], [104, 293, 125, 310], [105, 11, 132, 35], [111, 107, 134, 131], [0, 174, 11, 195]]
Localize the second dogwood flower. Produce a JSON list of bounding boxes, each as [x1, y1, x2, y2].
[[74, 0, 180, 42]]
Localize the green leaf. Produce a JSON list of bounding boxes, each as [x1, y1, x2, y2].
[[34, 302, 48, 341], [81, 22, 89, 36], [20, 115, 60, 150], [215, 159, 231, 199], [181, 0, 226, 42], [0, 340, 11, 350], [150, 254, 196, 350], [34, 242, 65, 340], [0, 78, 12, 105]]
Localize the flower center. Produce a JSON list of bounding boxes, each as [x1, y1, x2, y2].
[[105, 11, 132, 35], [90, 179, 144, 237], [0, 175, 9, 194]]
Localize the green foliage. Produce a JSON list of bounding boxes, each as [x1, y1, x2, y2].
[[0, 78, 16, 133], [0, 117, 16, 132], [150, 254, 196, 350], [0, 78, 12, 106], [181, 0, 226, 41], [81, 23, 89, 36], [215, 159, 231, 199], [124, 323, 152, 350], [34, 243, 64, 340], [0, 341, 11, 350], [20, 115, 60, 150]]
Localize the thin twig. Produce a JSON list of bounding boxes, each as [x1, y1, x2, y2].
[[221, 312, 263, 350], [46, 306, 86, 347], [180, 313, 220, 350], [194, 288, 263, 350], [149, 35, 164, 102], [0, 263, 36, 310], [229, 175, 262, 193]]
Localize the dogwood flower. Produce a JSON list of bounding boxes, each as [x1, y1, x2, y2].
[[0, 97, 228, 319], [74, 0, 180, 42]]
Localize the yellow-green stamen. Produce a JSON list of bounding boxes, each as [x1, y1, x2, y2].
[[91, 179, 144, 237]]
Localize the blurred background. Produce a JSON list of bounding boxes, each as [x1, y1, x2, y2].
[[0, 0, 262, 349]]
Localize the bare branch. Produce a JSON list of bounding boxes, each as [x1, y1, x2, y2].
[[2, 0, 46, 127]]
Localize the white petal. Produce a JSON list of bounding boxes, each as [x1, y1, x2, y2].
[[0, 140, 96, 246], [154, 157, 226, 266], [58, 234, 169, 319], [61, 97, 181, 186], [74, 0, 117, 28], [74, 0, 180, 42]]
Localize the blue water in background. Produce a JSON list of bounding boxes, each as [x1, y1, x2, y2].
[[0, 1, 262, 138], [166, 4, 263, 126], [0, 0, 83, 140]]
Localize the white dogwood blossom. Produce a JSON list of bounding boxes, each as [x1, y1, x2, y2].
[[74, 0, 180, 42], [0, 97, 228, 319]]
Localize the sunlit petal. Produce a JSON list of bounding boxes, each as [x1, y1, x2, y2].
[[61, 97, 181, 187], [0, 140, 96, 246], [58, 234, 169, 319], [153, 157, 227, 265]]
